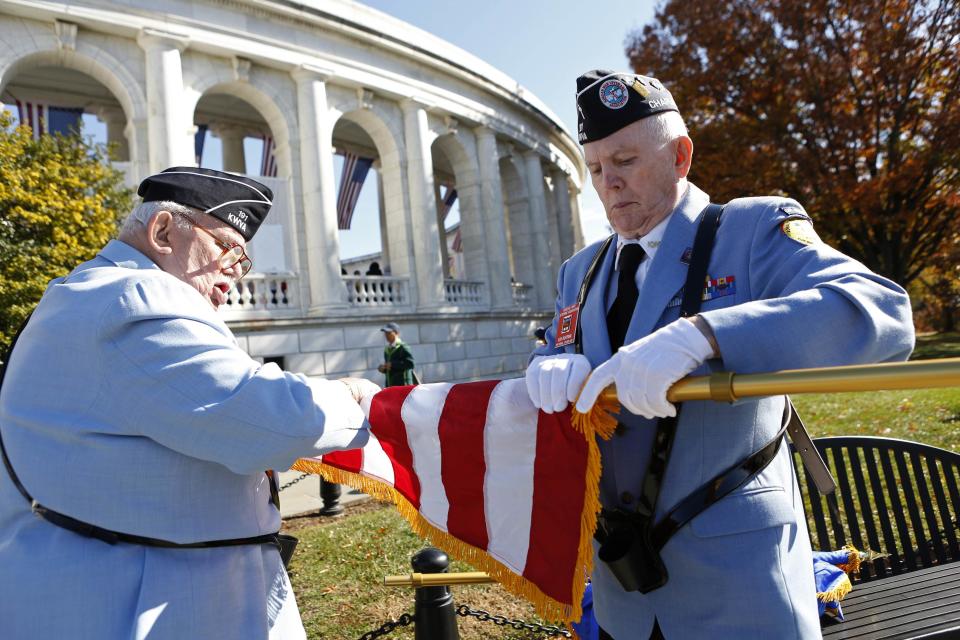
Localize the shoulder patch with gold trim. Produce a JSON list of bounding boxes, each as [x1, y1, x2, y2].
[[780, 218, 821, 246]]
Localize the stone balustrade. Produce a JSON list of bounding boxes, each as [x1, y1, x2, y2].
[[511, 282, 534, 307], [222, 273, 300, 318], [343, 275, 410, 308], [444, 280, 485, 306]]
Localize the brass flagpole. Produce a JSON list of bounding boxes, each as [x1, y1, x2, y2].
[[594, 357, 960, 405]]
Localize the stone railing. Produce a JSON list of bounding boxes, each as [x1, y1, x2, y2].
[[222, 273, 300, 317], [511, 282, 534, 306], [343, 275, 410, 307], [444, 279, 485, 306]]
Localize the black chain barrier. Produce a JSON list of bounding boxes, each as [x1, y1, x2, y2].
[[455, 604, 572, 637], [279, 472, 310, 492], [357, 612, 415, 640], [354, 606, 571, 639]]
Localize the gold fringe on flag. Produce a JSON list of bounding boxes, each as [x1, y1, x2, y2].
[[816, 573, 853, 605], [837, 544, 863, 575], [292, 413, 606, 625], [571, 390, 619, 441]]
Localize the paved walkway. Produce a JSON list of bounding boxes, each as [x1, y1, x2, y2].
[[278, 470, 368, 518]]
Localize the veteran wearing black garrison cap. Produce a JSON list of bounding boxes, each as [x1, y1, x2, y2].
[[527, 71, 914, 639], [0, 166, 379, 639]]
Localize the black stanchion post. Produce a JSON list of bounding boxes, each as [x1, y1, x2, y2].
[[412, 547, 460, 640], [318, 477, 343, 516]]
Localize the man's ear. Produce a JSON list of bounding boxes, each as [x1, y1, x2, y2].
[[146, 211, 176, 255], [674, 136, 693, 179]]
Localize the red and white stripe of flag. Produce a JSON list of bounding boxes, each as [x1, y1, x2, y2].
[[15, 101, 48, 139], [294, 377, 599, 623], [260, 135, 277, 177], [336, 152, 373, 230]]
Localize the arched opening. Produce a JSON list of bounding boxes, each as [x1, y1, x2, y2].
[[331, 117, 384, 275], [193, 88, 297, 314], [328, 106, 410, 308], [1, 64, 130, 165]]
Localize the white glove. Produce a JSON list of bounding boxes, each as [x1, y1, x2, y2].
[[525, 354, 592, 413], [339, 377, 381, 407], [575, 318, 715, 418]]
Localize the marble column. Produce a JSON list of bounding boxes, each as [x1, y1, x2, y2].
[[523, 151, 557, 309], [376, 167, 391, 274], [292, 65, 348, 312], [97, 106, 129, 161], [474, 127, 513, 309], [401, 99, 446, 309], [137, 29, 192, 172], [214, 124, 246, 174], [570, 186, 586, 251], [552, 170, 576, 259]]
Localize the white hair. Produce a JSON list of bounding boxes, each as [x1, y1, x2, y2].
[[634, 110, 689, 148], [118, 200, 198, 238]]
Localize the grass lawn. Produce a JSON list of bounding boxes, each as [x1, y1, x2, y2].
[[286, 335, 960, 639]]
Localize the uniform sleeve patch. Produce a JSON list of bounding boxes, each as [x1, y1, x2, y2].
[[780, 218, 821, 246]]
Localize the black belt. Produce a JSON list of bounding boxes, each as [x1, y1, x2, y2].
[[32, 502, 283, 550]]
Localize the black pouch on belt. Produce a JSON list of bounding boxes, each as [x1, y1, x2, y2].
[[278, 533, 299, 568], [596, 509, 668, 593]]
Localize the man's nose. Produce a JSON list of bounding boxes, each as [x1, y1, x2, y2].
[[602, 167, 623, 190]]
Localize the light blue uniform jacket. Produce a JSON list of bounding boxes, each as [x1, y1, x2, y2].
[[534, 184, 914, 639], [0, 240, 370, 639]]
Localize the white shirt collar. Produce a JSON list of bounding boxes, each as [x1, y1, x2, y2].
[[614, 213, 672, 270]]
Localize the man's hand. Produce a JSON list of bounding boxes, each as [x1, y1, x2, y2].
[[525, 354, 592, 414], [575, 318, 715, 418], [377, 363, 389, 373], [339, 377, 381, 404]]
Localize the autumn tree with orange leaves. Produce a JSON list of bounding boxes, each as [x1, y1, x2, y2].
[[626, 0, 960, 302]]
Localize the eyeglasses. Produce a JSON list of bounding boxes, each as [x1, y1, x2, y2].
[[177, 213, 252, 279]]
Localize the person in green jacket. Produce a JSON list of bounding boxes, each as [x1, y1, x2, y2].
[[377, 322, 416, 387]]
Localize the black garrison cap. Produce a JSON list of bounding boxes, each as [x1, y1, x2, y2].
[[576, 70, 679, 144], [137, 167, 273, 241]]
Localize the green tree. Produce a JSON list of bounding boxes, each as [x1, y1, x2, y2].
[[0, 111, 132, 355], [625, 0, 960, 287]]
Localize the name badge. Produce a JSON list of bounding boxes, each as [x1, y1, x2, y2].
[[555, 303, 580, 347]]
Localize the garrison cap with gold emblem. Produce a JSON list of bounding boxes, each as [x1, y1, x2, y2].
[[576, 69, 680, 144], [137, 167, 273, 241]]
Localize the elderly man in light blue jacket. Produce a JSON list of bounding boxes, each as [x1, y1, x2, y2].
[[0, 167, 377, 639], [527, 71, 915, 639]]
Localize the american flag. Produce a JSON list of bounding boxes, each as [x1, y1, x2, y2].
[[15, 101, 83, 139], [293, 378, 603, 624], [194, 124, 208, 166], [439, 185, 462, 252], [336, 152, 374, 230], [260, 135, 278, 177], [438, 184, 458, 220]]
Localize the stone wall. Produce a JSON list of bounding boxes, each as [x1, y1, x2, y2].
[[234, 312, 553, 384]]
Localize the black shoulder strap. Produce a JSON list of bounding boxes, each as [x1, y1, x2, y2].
[[680, 203, 723, 317], [634, 203, 724, 521], [573, 234, 615, 355]]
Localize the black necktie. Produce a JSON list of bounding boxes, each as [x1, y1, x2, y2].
[[607, 244, 645, 351]]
